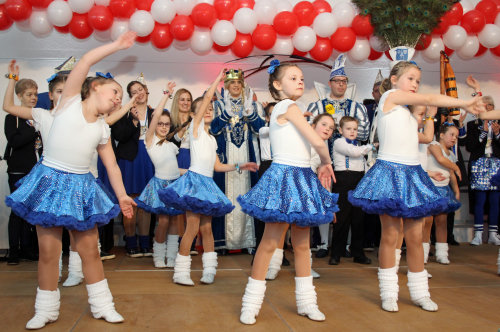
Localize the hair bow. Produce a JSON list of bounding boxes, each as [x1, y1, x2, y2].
[[46, 73, 58, 83], [96, 72, 114, 79], [267, 59, 280, 74]]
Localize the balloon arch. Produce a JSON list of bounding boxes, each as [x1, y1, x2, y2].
[[1, 0, 500, 62]]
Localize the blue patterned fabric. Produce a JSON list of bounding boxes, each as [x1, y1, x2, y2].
[[348, 160, 448, 219], [5, 163, 119, 231], [117, 140, 154, 195], [491, 169, 500, 187], [159, 170, 234, 217], [470, 157, 500, 191], [237, 163, 339, 226], [96, 178, 118, 204], [177, 147, 191, 169], [435, 185, 461, 214], [135, 177, 183, 215]]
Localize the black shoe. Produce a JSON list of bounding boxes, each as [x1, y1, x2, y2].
[[20, 251, 38, 261], [363, 241, 375, 252], [328, 256, 340, 265], [216, 249, 228, 256], [100, 251, 116, 261], [126, 247, 143, 258], [448, 238, 460, 246], [7, 255, 20, 265], [342, 249, 352, 258], [282, 254, 290, 266], [140, 247, 153, 257], [316, 249, 328, 258], [353, 256, 372, 264]]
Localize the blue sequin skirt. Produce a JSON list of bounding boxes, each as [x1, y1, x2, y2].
[[159, 170, 234, 217], [5, 164, 120, 231], [491, 169, 500, 187], [237, 163, 339, 226], [470, 157, 500, 191], [135, 177, 183, 215], [348, 160, 448, 219], [117, 141, 155, 195], [435, 185, 461, 214], [177, 148, 191, 169]]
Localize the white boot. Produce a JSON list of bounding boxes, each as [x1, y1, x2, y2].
[[487, 231, 500, 245], [378, 266, 399, 312], [58, 253, 62, 283], [435, 242, 450, 265], [63, 250, 84, 287], [173, 254, 194, 286], [295, 276, 325, 321], [422, 242, 430, 264], [26, 288, 60, 329], [152, 241, 167, 268], [395, 249, 402, 271], [310, 250, 320, 279], [265, 248, 283, 280], [165, 234, 179, 268], [240, 277, 266, 325], [470, 231, 483, 246], [200, 252, 218, 284], [407, 270, 438, 312], [86, 279, 124, 323]]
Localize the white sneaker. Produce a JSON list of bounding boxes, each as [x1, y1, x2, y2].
[[487, 232, 500, 246], [470, 231, 483, 246], [311, 269, 320, 279]]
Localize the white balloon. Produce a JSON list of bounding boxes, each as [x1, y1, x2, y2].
[[95, 0, 110, 5], [47, 0, 73, 27], [174, 39, 190, 50], [274, 0, 293, 13], [68, 0, 95, 14], [190, 28, 213, 55], [211, 20, 236, 47], [369, 36, 389, 52], [272, 36, 294, 54], [495, 12, 500, 27], [443, 25, 467, 50], [197, 0, 214, 4], [460, 0, 474, 14], [332, 2, 355, 27], [173, 0, 196, 16], [422, 37, 444, 62], [292, 26, 317, 52], [347, 38, 370, 62], [151, 0, 176, 24], [30, 10, 53, 38], [253, 1, 277, 25], [478, 24, 500, 48], [233, 8, 257, 34], [313, 12, 337, 38], [130, 10, 154, 37], [111, 19, 129, 41], [16, 19, 31, 32], [94, 28, 111, 42], [457, 35, 480, 59], [0, 0, 5, 4]]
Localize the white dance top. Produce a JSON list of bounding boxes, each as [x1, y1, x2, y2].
[[418, 143, 429, 171], [427, 141, 457, 187], [270, 99, 311, 167], [31, 108, 54, 146], [42, 96, 110, 174], [259, 126, 271, 161], [333, 137, 371, 172], [377, 89, 419, 165], [188, 118, 217, 177], [146, 134, 180, 180]]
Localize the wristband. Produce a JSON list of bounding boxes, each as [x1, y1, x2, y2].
[[5, 73, 18, 81], [425, 116, 435, 121], [471, 91, 482, 97], [235, 163, 242, 174], [163, 90, 173, 98]]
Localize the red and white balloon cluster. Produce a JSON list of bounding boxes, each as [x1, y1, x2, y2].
[[0, 0, 500, 62]]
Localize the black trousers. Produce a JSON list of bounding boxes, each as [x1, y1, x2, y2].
[[330, 171, 366, 259], [254, 160, 272, 250]]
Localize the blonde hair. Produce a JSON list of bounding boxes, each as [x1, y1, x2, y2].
[[170, 88, 193, 128], [380, 61, 420, 94], [15, 79, 37, 95]]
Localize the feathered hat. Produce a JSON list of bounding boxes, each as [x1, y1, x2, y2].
[[329, 53, 347, 80]]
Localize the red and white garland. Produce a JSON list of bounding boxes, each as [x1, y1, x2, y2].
[[1, 0, 500, 61]]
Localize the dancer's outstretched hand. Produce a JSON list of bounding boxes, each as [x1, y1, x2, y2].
[[464, 95, 485, 115], [8, 59, 19, 76], [115, 31, 137, 50], [317, 163, 335, 190], [240, 162, 259, 172], [119, 195, 137, 219]]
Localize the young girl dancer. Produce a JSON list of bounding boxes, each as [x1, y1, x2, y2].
[[135, 82, 186, 268], [349, 61, 483, 313], [238, 61, 338, 324], [426, 125, 462, 264], [159, 69, 258, 285], [5, 32, 137, 329]]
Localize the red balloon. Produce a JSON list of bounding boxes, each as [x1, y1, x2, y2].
[[237, 0, 254, 9], [415, 34, 431, 50], [213, 43, 230, 52], [135, 0, 153, 11], [273, 11, 299, 36], [368, 48, 383, 60], [88, 6, 113, 31], [475, 0, 498, 24], [351, 15, 373, 37], [309, 37, 332, 62], [231, 32, 253, 57], [136, 34, 151, 43], [312, 0, 331, 14], [69, 13, 93, 39], [214, 0, 238, 20], [476, 44, 488, 56], [109, 0, 136, 19], [385, 50, 392, 60], [293, 1, 316, 26], [461, 10, 486, 33], [151, 23, 173, 49], [252, 24, 276, 50], [28, 0, 51, 8], [491, 44, 500, 57], [330, 27, 356, 52], [54, 24, 70, 34], [442, 3, 463, 25], [0, 5, 13, 30], [170, 15, 194, 41], [491, 0, 500, 11], [293, 48, 307, 57], [432, 16, 450, 35], [191, 3, 217, 28], [5, 0, 32, 21], [444, 46, 454, 56]]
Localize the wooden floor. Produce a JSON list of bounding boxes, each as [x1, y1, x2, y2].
[[1, 244, 499, 332]]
